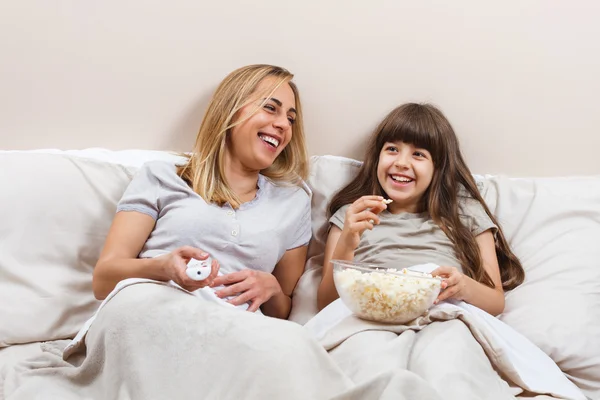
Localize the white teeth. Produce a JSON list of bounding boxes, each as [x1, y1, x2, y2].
[[259, 134, 279, 148], [391, 175, 413, 183]]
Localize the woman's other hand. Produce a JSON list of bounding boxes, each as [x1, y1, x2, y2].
[[158, 246, 220, 291], [211, 269, 282, 312]]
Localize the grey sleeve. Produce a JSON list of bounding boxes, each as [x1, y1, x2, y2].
[[116, 162, 161, 220], [329, 205, 349, 231], [459, 196, 497, 236], [287, 193, 312, 250]]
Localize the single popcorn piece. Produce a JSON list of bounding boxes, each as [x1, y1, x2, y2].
[[334, 266, 441, 324], [382, 199, 393, 205]]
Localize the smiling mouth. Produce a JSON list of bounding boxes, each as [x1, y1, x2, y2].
[[258, 133, 280, 148], [390, 175, 414, 183]]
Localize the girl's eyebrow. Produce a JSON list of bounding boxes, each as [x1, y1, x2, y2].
[[263, 97, 297, 114]]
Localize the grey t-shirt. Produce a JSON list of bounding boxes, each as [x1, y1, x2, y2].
[[117, 161, 312, 275], [329, 195, 496, 273]]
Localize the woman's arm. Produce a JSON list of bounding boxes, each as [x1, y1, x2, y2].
[[317, 226, 348, 310], [93, 211, 164, 299], [213, 245, 308, 319], [262, 245, 308, 319], [433, 230, 505, 316], [93, 211, 218, 300]]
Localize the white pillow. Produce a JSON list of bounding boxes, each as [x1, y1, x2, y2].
[[0, 153, 137, 346], [290, 156, 362, 324], [482, 175, 600, 399]]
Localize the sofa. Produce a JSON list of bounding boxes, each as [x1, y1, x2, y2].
[[0, 149, 599, 399]]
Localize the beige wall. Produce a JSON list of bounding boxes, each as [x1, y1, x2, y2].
[[1, 0, 599, 176]]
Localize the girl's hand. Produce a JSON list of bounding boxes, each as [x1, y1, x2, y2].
[[431, 266, 469, 304], [157, 246, 220, 291], [339, 195, 388, 250], [211, 270, 282, 312]]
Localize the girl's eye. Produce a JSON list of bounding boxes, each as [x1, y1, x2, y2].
[[386, 146, 398, 152], [414, 151, 426, 157]]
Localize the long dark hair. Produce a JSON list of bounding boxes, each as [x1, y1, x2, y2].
[[329, 103, 524, 291]]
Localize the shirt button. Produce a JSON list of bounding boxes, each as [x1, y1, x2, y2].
[[231, 230, 238, 236], [227, 210, 234, 216]]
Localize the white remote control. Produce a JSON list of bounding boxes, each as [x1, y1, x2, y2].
[[186, 257, 212, 281]]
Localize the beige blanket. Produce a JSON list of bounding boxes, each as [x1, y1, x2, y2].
[[305, 299, 587, 400], [2, 282, 450, 400], [2, 281, 587, 400]]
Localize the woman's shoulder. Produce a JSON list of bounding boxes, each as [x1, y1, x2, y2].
[[261, 176, 311, 204], [136, 160, 185, 182]]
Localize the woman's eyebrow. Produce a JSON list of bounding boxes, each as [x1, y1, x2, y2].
[[263, 97, 297, 114]]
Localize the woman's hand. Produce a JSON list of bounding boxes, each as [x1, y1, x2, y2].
[[157, 246, 220, 292], [431, 266, 470, 304], [211, 269, 282, 312], [339, 195, 388, 250]]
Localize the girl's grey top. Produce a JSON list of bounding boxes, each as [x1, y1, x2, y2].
[[330, 195, 496, 273], [117, 161, 312, 275]]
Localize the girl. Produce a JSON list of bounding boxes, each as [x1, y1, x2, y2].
[[318, 103, 525, 316], [94, 64, 312, 319]]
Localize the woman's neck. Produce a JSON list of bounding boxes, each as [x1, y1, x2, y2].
[[223, 154, 260, 203]]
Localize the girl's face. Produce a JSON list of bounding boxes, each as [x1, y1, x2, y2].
[[377, 141, 434, 213], [227, 77, 296, 172]]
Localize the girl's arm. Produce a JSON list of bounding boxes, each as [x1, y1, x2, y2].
[[318, 196, 388, 310], [433, 230, 505, 316]]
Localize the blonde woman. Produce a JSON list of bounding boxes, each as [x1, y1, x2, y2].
[[93, 64, 311, 319]]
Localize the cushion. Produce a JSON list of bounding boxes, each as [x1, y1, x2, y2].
[[0, 153, 137, 346], [290, 156, 362, 324], [291, 155, 600, 399], [482, 175, 600, 398]]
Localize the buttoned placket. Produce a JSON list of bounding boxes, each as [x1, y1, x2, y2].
[[226, 206, 240, 240]]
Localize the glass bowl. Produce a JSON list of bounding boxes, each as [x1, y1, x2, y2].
[[332, 260, 442, 324]]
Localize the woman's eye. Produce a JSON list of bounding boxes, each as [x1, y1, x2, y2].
[[287, 116, 296, 125], [263, 104, 276, 112]]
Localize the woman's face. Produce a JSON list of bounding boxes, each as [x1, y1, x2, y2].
[[227, 77, 297, 172]]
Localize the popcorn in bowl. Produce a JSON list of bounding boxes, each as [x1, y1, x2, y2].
[[332, 260, 442, 324]]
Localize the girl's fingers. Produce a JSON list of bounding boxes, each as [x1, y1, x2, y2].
[[431, 266, 452, 277], [436, 286, 459, 303], [349, 210, 381, 225], [350, 198, 388, 214]]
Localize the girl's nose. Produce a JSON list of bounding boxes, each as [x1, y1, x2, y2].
[[394, 154, 410, 168]]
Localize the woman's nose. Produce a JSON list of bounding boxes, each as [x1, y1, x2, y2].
[[272, 112, 289, 131]]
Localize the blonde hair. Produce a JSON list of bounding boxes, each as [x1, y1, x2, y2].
[[177, 64, 308, 209]]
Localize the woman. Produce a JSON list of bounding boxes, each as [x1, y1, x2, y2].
[[93, 64, 311, 319]]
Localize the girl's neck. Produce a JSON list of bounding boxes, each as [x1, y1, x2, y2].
[[387, 200, 425, 215]]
